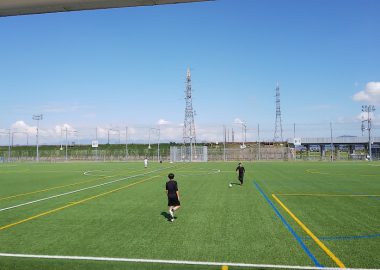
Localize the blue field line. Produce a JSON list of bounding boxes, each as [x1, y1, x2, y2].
[[303, 233, 380, 241], [253, 182, 323, 268], [367, 196, 380, 201]]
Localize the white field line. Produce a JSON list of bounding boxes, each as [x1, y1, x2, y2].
[[0, 253, 379, 270], [179, 169, 221, 177], [0, 166, 174, 213]]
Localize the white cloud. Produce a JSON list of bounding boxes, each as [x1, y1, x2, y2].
[[353, 82, 380, 104], [233, 118, 244, 124], [54, 124, 75, 134], [157, 119, 171, 125], [11, 121, 36, 134]]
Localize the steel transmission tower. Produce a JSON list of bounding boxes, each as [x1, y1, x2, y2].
[[274, 82, 283, 142], [183, 67, 197, 147]]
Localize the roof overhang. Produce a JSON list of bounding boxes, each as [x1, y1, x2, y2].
[[0, 0, 209, 17]]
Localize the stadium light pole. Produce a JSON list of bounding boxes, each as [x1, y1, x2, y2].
[[157, 128, 160, 162], [223, 125, 226, 162], [8, 129, 11, 162], [241, 122, 247, 149], [257, 124, 261, 161], [148, 128, 152, 150], [330, 122, 334, 162], [95, 127, 98, 160], [65, 127, 68, 161], [32, 114, 43, 162], [361, 105, 375, 161], [125, 127, 128, 161]]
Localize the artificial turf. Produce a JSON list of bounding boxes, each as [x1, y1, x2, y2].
[[0, 161, 379, 270]]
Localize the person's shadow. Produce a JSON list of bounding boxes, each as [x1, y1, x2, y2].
[[161, 212, 177, 222], [230, 182, 241, 186], [161, 212, 171, 221]]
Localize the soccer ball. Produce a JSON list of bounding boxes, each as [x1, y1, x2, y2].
[[229, 183, 232, 188]]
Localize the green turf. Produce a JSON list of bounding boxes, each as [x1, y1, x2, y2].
[[0, 161, 379, 270]]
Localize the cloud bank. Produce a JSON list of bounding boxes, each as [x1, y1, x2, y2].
[[353, 82, 380, 104]]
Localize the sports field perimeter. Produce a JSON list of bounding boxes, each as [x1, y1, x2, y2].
[[0, 161, 379, 270]]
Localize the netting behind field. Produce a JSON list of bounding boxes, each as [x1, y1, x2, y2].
[[170, 146, 208, 162]]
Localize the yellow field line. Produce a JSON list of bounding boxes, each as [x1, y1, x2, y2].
[[0, 169, 144, 202], [276, 193, 380, 197], [272, 194, 346, 268], [0, 175, 160, 231]]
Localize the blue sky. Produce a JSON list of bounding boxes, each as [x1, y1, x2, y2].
[[0, 0, 379, 144]]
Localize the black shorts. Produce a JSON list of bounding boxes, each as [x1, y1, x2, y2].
[[238, 175, 244, 183], [168, 197, 181, 206]]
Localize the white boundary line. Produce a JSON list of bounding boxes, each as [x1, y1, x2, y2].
[[0, 166, 175, 213], [0, 253, 379, 270], [179, 169, 221, 177]]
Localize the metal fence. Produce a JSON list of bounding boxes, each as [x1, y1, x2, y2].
[[4, 144, 376, 162]]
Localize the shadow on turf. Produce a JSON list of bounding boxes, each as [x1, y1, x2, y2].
[[160, 212, 177, 222]]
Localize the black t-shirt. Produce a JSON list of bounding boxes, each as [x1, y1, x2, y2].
[[166, 180, 178, 198], [236, 166, 245, 176]]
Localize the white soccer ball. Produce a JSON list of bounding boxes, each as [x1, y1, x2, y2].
[[229, 183, 232, 188]]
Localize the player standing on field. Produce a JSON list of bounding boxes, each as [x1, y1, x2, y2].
[[236, 162, 245, 186], [165, 173, 181, 222], [144, 157, 148, 168]]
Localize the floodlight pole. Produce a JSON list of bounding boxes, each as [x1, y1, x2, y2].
[[241, 122, 247, 148], [95, 127, 98, 160], [157, 128, 160, 162], [223, 125, 226, 162], [32, 114, 43, 162], [257, 124, 260, 161], [8, 129, 11, 162], [125, 127, 128, 161], [361, 105, 375, 161], [148, 128, 151, 150], [65, 127, 68, 161], [330, 122, 334, 162]]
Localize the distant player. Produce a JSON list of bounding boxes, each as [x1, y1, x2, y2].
[[144, 157, 148, 168], [165, 173, 181, 222], [236, 162, 245, 185]]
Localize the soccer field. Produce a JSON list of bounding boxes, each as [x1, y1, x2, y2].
[[0, 161, 379, 270]]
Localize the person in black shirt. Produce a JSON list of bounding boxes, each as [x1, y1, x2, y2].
[[165, 173, 181, 222], [236, 162, 245, 185]]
